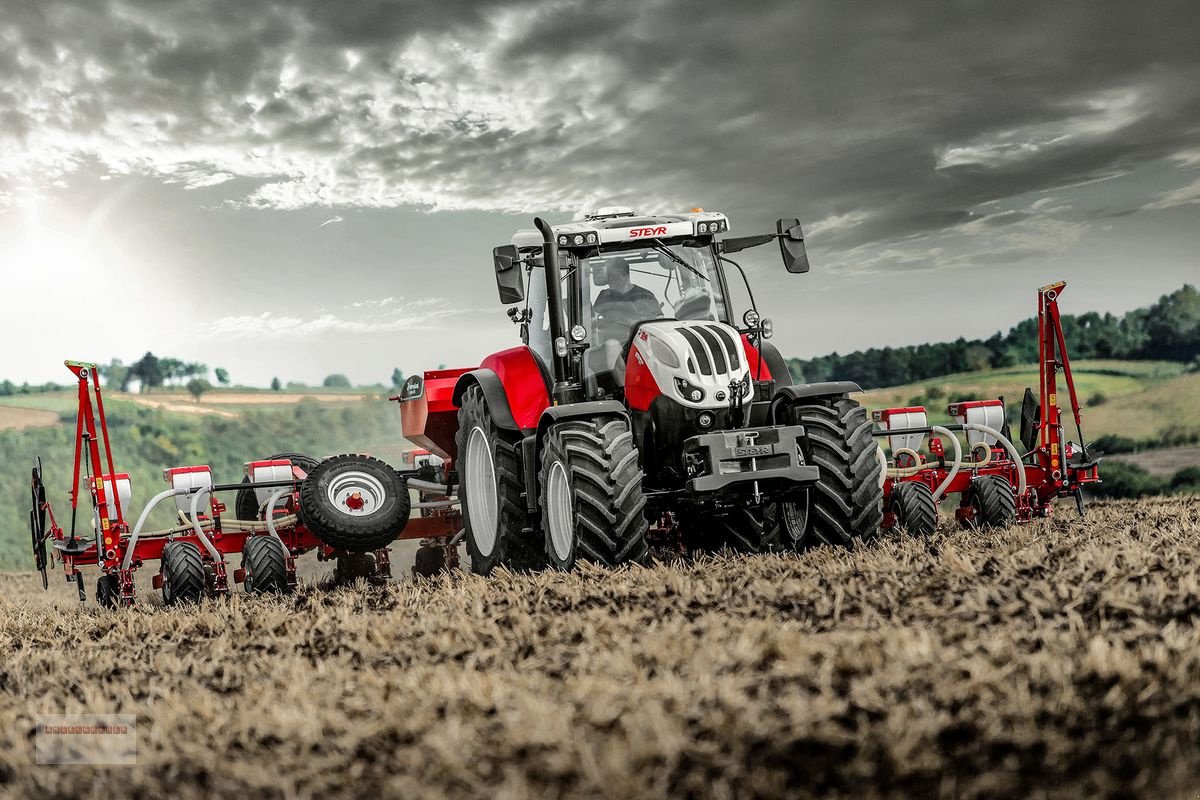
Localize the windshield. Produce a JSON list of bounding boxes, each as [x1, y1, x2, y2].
[[521, 241, 728, 392], [583, 243, 726, 345]]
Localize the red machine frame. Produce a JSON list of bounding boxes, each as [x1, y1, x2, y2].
[[876, 281, 1101, 527], [31, 361, 462, 606]]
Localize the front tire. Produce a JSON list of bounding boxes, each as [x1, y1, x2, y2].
[[539, 417, 649, 570], [456, 385, 543, 574], [161, 540, 207, 605], [242, 535, 291, 594], [890, 481, 938, 536], [789, 397, 884, 546], [967, 475, 1016, 529]]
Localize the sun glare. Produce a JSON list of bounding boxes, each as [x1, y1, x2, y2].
[[1, 203, 109, 284]]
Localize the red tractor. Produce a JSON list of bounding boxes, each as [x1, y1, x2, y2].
[[397, 207, 885, 572]]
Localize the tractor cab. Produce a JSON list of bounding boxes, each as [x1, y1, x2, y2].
[[498, 208, 787, 406]]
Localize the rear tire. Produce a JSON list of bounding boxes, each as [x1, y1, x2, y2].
[[456, 385, 543, 574], [161, 540, 207, 605], [333, 552, 376, 583], [96, 573, 120, 609], [539, 417, 649, 570], [299, 454, 409, 553], [788, 397, 884, 546], [242, 536, 291, 594], [890, 481, 938, 536], [412, 545, 448, 578], [970, 475, 1016, 529]]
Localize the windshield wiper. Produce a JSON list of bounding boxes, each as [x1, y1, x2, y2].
[[649, 240, 709, 282]]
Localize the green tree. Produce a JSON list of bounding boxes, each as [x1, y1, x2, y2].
[[98, 358, 130, 391], [186, 378, 212, 401], [214, 368, 230, 385], [130, 352, 163, 391], [271, 377, 282, 391], [390, 368, 405, 389], [323, 374, 352, 389]]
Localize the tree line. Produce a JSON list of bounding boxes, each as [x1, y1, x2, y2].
[[786, 285, 1200, 389]]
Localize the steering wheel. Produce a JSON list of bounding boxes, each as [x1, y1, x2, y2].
[[673, 293, 714, 321]]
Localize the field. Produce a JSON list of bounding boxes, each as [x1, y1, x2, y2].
[[861, 360, 1192, 435], [2, 498, 1199, 798]]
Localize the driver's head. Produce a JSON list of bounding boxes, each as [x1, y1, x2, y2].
[[605, 257, 631, 292]]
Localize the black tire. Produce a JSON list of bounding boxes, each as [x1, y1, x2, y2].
[[788, 397, 885, 546], [682, 507, 780, 554], [161, 540, 207, 605], [333, 552, 376, 583], [235, 452, 320, 521], [539, 417, 649, 570], [890, 481, 938, 536], [970, 475, 1017, 529], [242, 535, 291, 594], [455, 385, 543, 574], [299, 454, 409, 553], [96, 573, 120, 609], [412, 545, 447, 578]]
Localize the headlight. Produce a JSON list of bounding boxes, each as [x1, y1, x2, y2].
[[649, 336, 681, 369], [586, 232, 598, 244], [573, 234, 584, 245], [557, 235, 568, 246], [570, 324, 587, 342], [674, 377, 704, 403], [698, 222, 709, 233], [743, 309, 760, 328]]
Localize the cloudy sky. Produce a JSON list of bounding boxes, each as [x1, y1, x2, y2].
[[1, 0, 1198, 386]]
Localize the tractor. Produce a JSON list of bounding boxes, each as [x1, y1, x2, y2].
[[397, 207, 884, 572]]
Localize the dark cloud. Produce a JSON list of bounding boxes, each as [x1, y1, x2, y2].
[[0, 0, 1198, 253]]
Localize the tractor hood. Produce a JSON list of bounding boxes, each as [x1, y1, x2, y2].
[[629, 320, 751, 409]]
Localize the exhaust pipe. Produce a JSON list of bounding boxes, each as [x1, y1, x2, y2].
[[533, 217, 574, 404]]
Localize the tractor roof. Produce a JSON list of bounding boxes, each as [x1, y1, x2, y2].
[[510, 209, 730, 250]]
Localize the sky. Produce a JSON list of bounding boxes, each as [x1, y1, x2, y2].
[[1, 0, 1198, 386]]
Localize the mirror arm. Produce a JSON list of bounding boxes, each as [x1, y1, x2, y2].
[[718, 233, 777, 254]]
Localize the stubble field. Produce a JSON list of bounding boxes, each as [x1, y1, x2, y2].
[[1, 498, 1199, 798]]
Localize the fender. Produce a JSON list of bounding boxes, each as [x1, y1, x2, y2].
[[451, 346, 552, 433], [773, 380, 863, 404], [452, 369, 519, 431], [536, 401, 630, 444]]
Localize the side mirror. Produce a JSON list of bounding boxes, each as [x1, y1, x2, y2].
[[493, 245, 525, 304], [776, 218, 809, 274]]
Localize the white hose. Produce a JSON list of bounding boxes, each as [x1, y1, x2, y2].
[[263, 488, 291, 547], [190, 487, 222, 561], [929, 426, 962, 501], [963, 423, 1027, 497]]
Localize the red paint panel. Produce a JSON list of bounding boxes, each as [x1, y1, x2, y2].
[[740, 334, 772, 381], [481, 346, 551, 430], [624, 343, 662, 412]]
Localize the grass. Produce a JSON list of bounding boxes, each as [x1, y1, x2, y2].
[[1, 498, 1198, 797], [862, 360, 1195, 440]]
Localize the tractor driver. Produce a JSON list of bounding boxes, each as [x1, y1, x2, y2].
[[593, 256, 663, 344]]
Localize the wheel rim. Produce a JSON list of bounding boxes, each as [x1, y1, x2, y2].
[[464, 426, 499, 556], [546, 460, 574, 562], [326, 470, 387, 517]]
